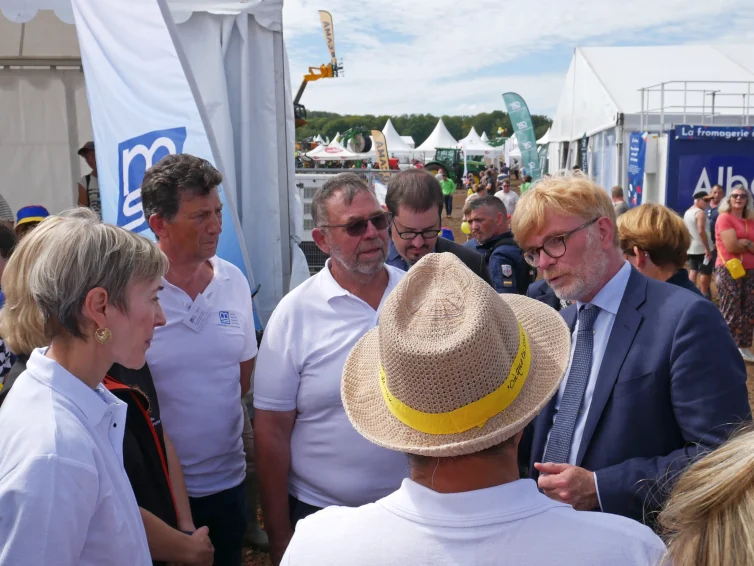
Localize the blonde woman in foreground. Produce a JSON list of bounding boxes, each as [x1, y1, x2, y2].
[[660, 426, 754, 566], [0, 209, 167, 565]]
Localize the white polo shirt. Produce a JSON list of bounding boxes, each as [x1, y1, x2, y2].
[[282, 479, 666, 566], [0, 349, 151, 565], [254, 261, 408, 508], [147, 256, 258, 498]]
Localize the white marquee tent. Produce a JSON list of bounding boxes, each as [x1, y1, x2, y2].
[[305, 143, 359, 161], [480, 131, 490, 142], [381, 119, 415, 153], [416, 118, 458, 153], [458, 126, 498, 155], [548, 45, 754, 190], [0, 0, 300, 323]]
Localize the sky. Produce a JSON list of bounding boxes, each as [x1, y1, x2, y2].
[[283, 0, 754, 119]]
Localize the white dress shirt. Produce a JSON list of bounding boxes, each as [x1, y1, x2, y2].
[[254, 261, 409, 508], [0, 349, 151, 565], [282, 478, 666, 566]]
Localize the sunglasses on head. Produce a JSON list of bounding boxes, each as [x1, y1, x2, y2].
[[321, 212, 390, 237]]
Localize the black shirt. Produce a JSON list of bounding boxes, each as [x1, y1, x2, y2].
[[107, 363, 177, 566]]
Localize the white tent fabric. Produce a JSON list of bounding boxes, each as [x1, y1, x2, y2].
[[399, 135, 415, 148], [416, 118, 458, 152], [480, 131, 489, 142], [537, 128, 550, 145], [0, 0, 298, 323], [458, 126, 498, 155], [313, 134, 325, 144], [305, 144, 359, 160], [381, 119, 414, 153], [549, 45, 754, 142]]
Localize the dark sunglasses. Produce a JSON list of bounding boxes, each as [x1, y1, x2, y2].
[[731, 193, 748, 200], [321, 212, 389, 237]]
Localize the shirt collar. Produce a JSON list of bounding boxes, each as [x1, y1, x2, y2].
[[25, 348, 120, 426], [387, 239, 403, 262], [208, 256, 230, 281], [381, 478, 565, 523], [576, 260, 632, 315], [318, 259, 401, 302]]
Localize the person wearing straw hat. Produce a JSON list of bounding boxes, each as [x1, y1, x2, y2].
[[281, 253, 665, 566]]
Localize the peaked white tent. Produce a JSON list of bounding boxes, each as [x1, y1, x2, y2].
[[548, 45, 754, 189], [416, 118, 458, 153], [381, 119, 415, 153], [314, 134, 325, 144], [400, 135, 415, 148], [0, 0, 299, 323], [458, 126, 498, 155], [480, 131, 490, 142]]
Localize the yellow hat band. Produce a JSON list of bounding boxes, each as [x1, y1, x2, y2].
[[379, 322, 531, 435]]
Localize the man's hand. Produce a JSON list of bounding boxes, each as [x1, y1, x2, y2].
[[269, 529, 294, 566], [535, 462, 599, 511], [185, 526, 214, 566]]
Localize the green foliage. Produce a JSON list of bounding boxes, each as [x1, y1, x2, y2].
[[297, 110, 553, 145]]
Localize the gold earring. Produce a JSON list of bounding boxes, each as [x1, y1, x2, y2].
[[94, 327, 112, 345]]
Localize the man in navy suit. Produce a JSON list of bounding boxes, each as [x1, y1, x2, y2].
[[511, 173, 750, 526]]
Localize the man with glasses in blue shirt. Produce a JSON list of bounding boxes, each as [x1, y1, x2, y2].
[[385, 169, 490, 284]]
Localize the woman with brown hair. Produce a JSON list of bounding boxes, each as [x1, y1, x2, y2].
[[617, 203, 701, 295], [714, 186, 754, 362]]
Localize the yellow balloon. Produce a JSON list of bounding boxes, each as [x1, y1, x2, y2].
[[461, 221, 471, 235]]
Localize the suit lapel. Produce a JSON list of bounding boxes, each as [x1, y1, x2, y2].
[[575, 268, 647, 466]]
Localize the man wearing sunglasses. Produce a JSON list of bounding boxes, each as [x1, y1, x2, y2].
[[511, 173, 748, 529], [253, 174, 408, 565], [385, 170, 490, 283]]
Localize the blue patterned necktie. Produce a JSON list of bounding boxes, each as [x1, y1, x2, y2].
[[542, 305, 601, 464]]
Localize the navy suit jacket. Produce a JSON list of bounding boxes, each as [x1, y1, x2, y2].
[[526, 279, 562, 311], [526, 267, 751, 525]]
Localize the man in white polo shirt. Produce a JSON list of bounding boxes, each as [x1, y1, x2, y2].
[[254, 173, 408, 565], [142, 154, 257, 566]]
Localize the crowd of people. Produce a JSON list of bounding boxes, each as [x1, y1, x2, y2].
[[0, 157, 754, 566]]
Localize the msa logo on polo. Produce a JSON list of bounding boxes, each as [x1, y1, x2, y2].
[[218, 310, 241, 329], [117, 127, 187, 233], [219, 311, 231, 325]]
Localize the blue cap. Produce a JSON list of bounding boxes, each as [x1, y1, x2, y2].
[[16, 205, 50, 227]]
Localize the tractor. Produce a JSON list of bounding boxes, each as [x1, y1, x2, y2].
[[424, 148, 487, 187]]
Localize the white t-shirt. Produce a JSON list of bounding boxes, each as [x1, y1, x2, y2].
[[0, 349, 151, 565], [254, 261, 408, 508], [147, 256, 258, 498], [684, 206, 710, 255], [282, 478, 666, 566], [495, 189, 519, 216]]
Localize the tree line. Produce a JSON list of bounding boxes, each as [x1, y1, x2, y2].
[[296, 110, 553, 146]]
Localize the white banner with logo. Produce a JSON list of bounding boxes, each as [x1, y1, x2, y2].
[[70, 0, 251, 281]]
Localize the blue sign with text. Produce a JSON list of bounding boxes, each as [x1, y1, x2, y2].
[[675, 125, 754, 141], [665, 126, 754, 212], [627, 133, 647, 207]]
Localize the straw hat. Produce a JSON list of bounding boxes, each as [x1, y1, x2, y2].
[[341, 253, 571, 457]]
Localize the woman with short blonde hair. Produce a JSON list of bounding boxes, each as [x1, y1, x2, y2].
[[617, 203, 701, 295], [0, 208, 168, 565], [660, 426, 754, 566]]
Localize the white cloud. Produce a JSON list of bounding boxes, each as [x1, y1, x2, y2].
[[283, 0, 754, 117]]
